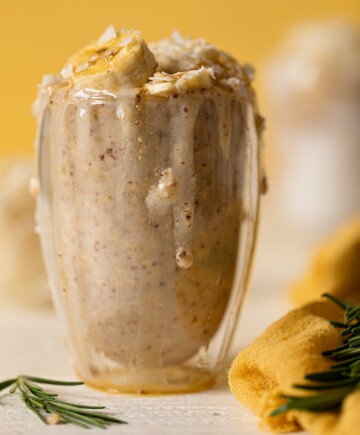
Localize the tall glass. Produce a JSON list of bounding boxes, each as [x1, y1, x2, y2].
[[35, 82, 262, 393]]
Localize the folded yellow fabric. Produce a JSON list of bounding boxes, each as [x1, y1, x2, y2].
[[290, 217, 360, 306], [229, 217, 360, 435], [229, 297, 360, 434]]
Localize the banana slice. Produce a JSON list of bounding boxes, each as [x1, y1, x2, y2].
[[61, 26, 157, 89], [144, 66, 215, 96]]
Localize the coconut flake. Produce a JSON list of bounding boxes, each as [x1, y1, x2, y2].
[[207, 67, 216, 80], [39, 74, 62, 88], [61, 63, 73, 79], [75, 62, 89, 73], [171, 30, 185, 44], [90, 54, 99, 62], [149, 72, 176, 83], [98, 25, 117, 44], [118, 36, 133, 48]]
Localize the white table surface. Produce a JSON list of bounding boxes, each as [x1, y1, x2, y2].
[[0, 212, 310, 435]]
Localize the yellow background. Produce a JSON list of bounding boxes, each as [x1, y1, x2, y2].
[[1, 0, 359, 156]]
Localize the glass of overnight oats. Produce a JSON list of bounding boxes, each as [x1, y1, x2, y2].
[[34, 26, 265, 394]]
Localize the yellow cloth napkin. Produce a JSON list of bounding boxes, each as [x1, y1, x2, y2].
[[229, 217, 360, 434], [291, 217, 360, 306], [229, 298, 360, 434]]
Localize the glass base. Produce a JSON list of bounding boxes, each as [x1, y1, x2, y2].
[[79, 366, 216, 395]]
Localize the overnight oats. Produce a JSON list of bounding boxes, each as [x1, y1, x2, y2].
[[34, 26, 264, 393]]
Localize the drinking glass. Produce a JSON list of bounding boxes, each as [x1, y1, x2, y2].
[[36, 84, 263, 393]]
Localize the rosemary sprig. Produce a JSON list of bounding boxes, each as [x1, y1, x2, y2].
[[272, 293, 360, 416], [0, 375, 127, 428]]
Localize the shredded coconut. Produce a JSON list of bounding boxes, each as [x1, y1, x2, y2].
[[75, 62, 89, 73], [98, 25, 117, 44], [60, 63, 73, 79]]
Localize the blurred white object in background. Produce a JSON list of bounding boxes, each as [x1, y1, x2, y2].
[[265, 21, 360, 244], [0, 158, 49, 307]]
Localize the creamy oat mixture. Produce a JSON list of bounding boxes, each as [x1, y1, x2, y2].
[[35, 27, 262, 375]]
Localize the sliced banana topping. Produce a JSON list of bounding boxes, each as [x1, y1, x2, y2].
[[61, 28, 157, 89], [54, 26, 255, 97], [144, 66, 215, 95]]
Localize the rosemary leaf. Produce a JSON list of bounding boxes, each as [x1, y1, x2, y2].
[[305, 368, 346, 382], [0, 375, 127, 428], [26, 376, 83, 386], [0, 379, 16, 392], [24, 398, 49, 424], [271, 386, 352, 416], [48, 398, 106, 409]]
